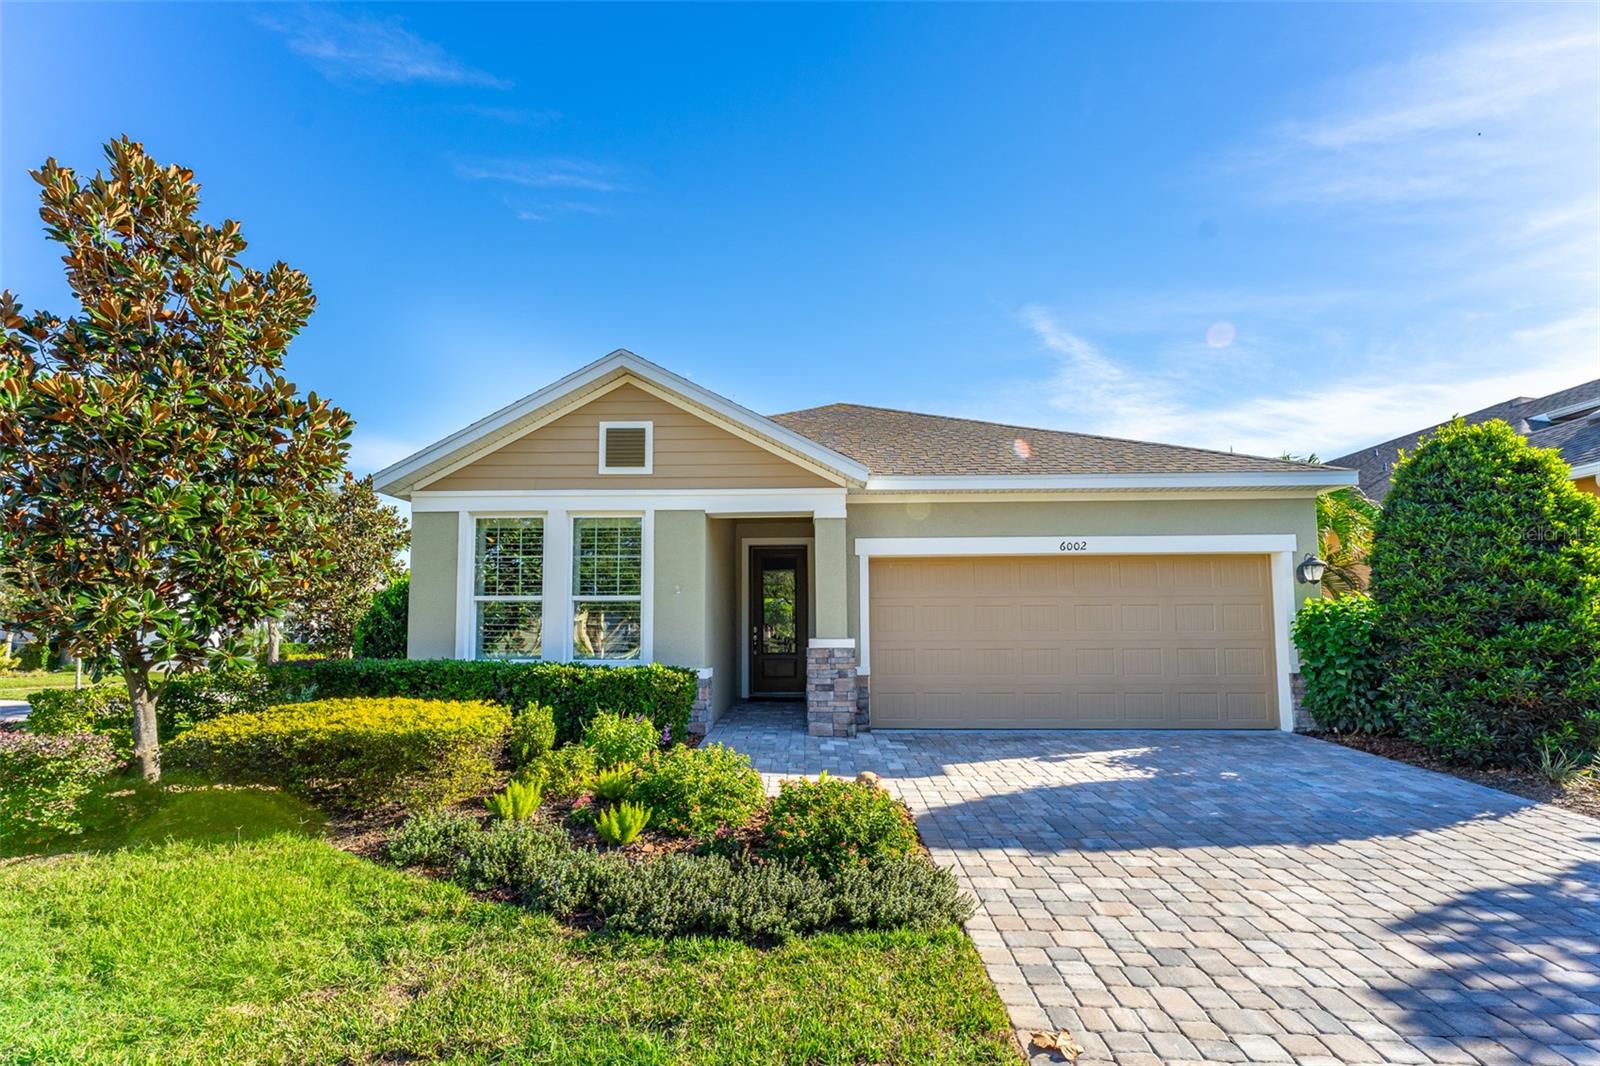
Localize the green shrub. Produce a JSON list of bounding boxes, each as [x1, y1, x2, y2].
[[0, 732, 121, 841], [762, 772, 919, 874], [263, 659, 697, 745], [386, 808, 479, 867], [454, 818, 573, 892], [27, 669, 272, 755], [166, 698, 508, 810], [583, 711, 659, 768], [468, 842, 975, 943], [353, 575, 409, 659], [1290, 593, 1390, 734], [17, 642, 49, 672], [485, 778, 543, 821], [1370, 419, 1600, 766], [594, 801, 651, 846], [830, 858, 976, 929], [534, 745, 597, 801], [593, 764, 637, 804], [507, 703, 556, 769], [632, 743, 766, 839]]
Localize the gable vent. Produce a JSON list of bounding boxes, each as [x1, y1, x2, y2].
[[599, 422, 651, 473]]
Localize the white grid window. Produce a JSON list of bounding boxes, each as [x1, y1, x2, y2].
[[571, 516, 642, 661], [474, 518, 543, 659]]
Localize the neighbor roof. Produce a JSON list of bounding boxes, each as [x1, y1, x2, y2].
[[771, 403, 1347, 479], [1330, 379, 1600, 503]]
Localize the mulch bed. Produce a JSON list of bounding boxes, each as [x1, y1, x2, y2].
[[1314, 732, 1600, 821]]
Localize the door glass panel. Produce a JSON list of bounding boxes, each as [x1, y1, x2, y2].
[[761, 564, 797, 654]]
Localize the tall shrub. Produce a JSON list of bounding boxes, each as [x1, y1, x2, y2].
[[353, 575, 409, 659], [1369, 418, 1600, 765], [1290, 594, 1388, 734]]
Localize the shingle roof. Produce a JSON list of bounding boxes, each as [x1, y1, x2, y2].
[[768, 403, 1346, 477], [1329, 379, 1600, 503]]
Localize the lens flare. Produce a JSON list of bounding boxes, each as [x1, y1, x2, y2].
[[1205, 322, 1236, 348]]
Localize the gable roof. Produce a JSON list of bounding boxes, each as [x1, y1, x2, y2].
[[1330, 378, 1600, 502], [771, 403, 1353, 487], [373, 350, 871, 497]]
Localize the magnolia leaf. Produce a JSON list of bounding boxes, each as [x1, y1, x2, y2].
[[1029, 1030, 1083, 1062]]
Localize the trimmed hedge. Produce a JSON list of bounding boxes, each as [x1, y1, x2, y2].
[[27, 670, 272, 755], [1369, 418, 1600, 766], [264, 659, 696, 745], [0, 731, 121, 841], [166, 697, 509, 810], [1290, 593, 1389, 735]]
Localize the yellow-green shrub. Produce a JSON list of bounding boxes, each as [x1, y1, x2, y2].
[[167, 698, 508, 810]]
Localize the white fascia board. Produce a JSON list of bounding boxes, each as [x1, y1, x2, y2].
[[1569, 460, 1600, 480], [374, 350, 868, 496], [854, 534, 1301, 557], [863, 471, 1359, 492], [412, 487, 848, 518]]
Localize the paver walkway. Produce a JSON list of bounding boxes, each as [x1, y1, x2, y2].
[[709, 702, 1600, 1066]]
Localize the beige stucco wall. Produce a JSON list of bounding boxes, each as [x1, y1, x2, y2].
[[428, 383, 834, 491], [653, 510, 708, 669], [408, 511, 458, 659], [843, 496, 1322, 645], [1575, 474, 1599, 497], [705, 518, 738, 718]]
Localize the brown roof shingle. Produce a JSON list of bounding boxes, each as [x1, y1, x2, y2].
[[768, 403, 1345, 478], [1330, 379, 1600, 503]]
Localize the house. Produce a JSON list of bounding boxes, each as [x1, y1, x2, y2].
[[1331, 378, 1600, 503], [374, 350, 1357, 737]]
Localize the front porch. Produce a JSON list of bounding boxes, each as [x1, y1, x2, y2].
[[684, 515, 864, 739]]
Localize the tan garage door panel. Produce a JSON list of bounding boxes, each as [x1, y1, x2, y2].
[[869, 555, 1277, 729]]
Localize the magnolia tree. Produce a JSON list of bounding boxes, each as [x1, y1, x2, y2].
[[291, 474, 409, 657], [0, 137, 351, 780]]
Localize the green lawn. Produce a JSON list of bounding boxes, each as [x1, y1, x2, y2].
[[0, 670, 121, 700], [0, 785, 1017, 1065]]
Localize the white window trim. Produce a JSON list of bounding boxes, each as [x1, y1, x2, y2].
[[738, 536, 815, 700], [597, 420, 653, 475], [569, 512, 652, 665], [852, 533, 1301, 732]]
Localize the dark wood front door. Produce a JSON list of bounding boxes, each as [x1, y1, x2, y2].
[[749, 546, 807, 697]]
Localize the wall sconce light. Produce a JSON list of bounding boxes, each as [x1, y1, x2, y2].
[[1296, 552, 1328, 585]]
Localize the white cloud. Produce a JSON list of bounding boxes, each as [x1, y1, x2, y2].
[[996, 14, 1600, 463], [455, 159, 623, 193], [260, 9, 510, 89]]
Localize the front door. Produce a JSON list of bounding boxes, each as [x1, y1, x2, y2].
[[749, 546, 807, 696]]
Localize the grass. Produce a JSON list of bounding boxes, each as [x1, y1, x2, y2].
[[0, 670, 122, 700], [0, 793, 1016, 1064]]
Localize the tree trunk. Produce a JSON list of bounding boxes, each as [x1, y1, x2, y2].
[[267, 620, 281, 664], [123, 659, 161, 783]]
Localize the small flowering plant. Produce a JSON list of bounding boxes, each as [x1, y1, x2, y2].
[[761, 771, 918, 875]]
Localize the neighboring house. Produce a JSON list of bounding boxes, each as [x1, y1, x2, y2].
[[375, 350, 1356, 737], [1331, 379, 1600, 503]]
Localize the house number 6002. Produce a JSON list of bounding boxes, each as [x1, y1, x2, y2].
[[1058, 540, 1088, 552]]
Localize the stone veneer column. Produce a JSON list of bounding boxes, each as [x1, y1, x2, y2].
[[806, 639, 858, 738], [687, 668, 714, 738]]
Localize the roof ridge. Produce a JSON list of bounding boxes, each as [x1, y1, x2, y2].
[[772, 402, 1345, 471]]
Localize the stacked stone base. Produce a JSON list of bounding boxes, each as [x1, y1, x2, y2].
[[1290, 671, 1314, 732], [806, 641, 859, 738], [687, 669, 714, 738]]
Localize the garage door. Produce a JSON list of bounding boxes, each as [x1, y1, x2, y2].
[[868, 554, 1277, 728]]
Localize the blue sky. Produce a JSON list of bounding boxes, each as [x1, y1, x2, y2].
[[4, 2, 1597, 490]]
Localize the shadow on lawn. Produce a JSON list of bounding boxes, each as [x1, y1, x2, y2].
[[2, 772, 326, 858]]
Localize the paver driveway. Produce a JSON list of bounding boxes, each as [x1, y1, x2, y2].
[[709, 703, 1600, 1066]]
